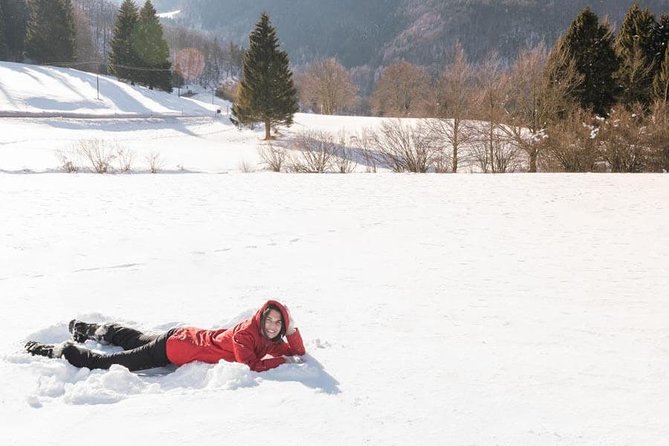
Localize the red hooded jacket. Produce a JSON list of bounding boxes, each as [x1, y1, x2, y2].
[[165, 300, 305, 372]]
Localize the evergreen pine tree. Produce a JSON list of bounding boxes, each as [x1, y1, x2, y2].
[[653, 46, 669, 106], [0, 1, 7, 60], [651, 14, 669, 76], [555, 7, 620, 116], [25, 0, 76, 65], [109, 0, 139, 82], [132, 0, 171, 91], [232, 13, 298, 140], [0, 0, 28, 62], [615, 3, 657, 107]]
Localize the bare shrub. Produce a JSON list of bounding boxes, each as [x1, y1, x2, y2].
[[645, 102, 669, 172], [286, 130, 338, 173], [56, 149, 79, 173], [540, 109, 599, 172], [330, 131, 357, 173], [115, 146, 134, 173], [76, 139, 116, 173], [372, 120, 437, 172], [350, 128, 378, 173], [146, 152, 163, 174], [597, 105, 648, 173], [258, 142, 287, 172], [239, 159, 255, 173]]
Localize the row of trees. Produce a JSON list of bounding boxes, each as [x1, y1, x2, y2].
[[109, 0, 171, 91], [295, 4, 668, 119], [1, 0, 243, 94], [283, 4, 668, 173], [0, 0, 75, 64], [0, 0, 173, 92], [165, 26, 244, 91]]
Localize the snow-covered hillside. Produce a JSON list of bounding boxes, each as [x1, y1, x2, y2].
[[0, 61, 222, 118], [1, 62, 668, 446], [0, 61, 390, 173]]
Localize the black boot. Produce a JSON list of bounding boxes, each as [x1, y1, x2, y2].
[[25, 341, 55, 358], [68, 319, 103, 343]]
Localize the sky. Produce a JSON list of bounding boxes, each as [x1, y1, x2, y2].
[[1, 61, 668, 446]]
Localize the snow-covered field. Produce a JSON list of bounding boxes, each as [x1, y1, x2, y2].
[[1, 63, 668, 445]]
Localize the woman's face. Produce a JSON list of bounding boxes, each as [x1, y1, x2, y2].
[[263, 309, 283, 339]]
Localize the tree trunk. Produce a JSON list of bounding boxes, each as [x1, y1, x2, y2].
[[452, 120, 459, 173], [264, 119, 271, 140], [529, 149, 537, 172]]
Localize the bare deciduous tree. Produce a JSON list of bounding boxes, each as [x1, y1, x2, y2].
[[503, 44, 550, 172], [429, 42, 474, 172], [472, 52, 519, 172], [299, 57, 358, 115], [72, 6, 99, 70], [371, 62, 432, 117], [72, 0, 117, 72]]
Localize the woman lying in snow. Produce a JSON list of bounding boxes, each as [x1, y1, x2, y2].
[[24, 300, 305, 372]]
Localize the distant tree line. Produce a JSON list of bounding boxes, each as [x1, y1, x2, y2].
[[281, 3, 668, 173], [107, 0, 171, 91], [0, 0, 243, 94], [151, 0, 668, 70]]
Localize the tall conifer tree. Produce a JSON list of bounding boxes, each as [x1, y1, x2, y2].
[[132, 0, 171, 91], [615, 3, 657, 107], [551, 7, 619, 116], [25, 0, 75, 65], [0, 1, 7, 60], [653, 46, 669, 106], [109, 0, 139, 81], [232, 13, 298, 140], [0, 0, 28, 62], [652, 14, 669, 76]]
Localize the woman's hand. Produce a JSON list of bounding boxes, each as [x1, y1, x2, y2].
[[285, 305, 297, 336], [283, 355, 304, 364]]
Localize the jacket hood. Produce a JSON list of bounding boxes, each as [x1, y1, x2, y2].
[[253, 300, 290, 342]]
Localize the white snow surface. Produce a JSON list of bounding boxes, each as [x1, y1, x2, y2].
[[157, 9, 181, 19], [1, 62, 668, 445]]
